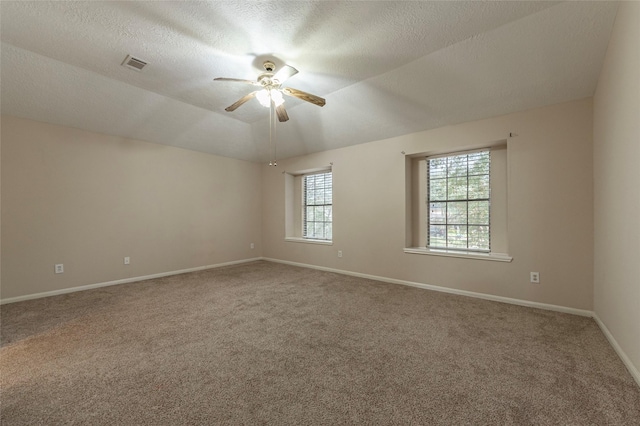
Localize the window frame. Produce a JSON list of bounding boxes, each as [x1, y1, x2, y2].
[[302, 171, 333, 241], [426, 149, 491, 253]]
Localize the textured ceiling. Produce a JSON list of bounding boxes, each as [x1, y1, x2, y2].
[[0, 1, 618, 162]]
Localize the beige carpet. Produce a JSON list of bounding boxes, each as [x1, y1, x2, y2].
[[1, 261, 639, 424]]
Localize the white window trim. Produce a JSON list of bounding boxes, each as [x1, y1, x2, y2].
[[403, 247, 512, 262], [285, 237, 333, 246]]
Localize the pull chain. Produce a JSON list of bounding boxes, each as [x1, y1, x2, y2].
[[268, 98, 277, 166], [273, 101, 277, 166], [268, 99, 274, 166]]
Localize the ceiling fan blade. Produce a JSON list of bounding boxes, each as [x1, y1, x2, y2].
[[225, 91, 257, 112], [282, 87, 326, 107], [214, 77, 260, 86], [275, 104, 289, 122], [272, 65, 299, 84]]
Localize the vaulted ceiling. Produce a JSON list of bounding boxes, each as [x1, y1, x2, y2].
[[0, 1, 618, 162]]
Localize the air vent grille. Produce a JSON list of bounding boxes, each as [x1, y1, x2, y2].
[[122, 55, 147, 71]]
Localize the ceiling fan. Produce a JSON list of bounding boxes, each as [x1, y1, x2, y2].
[[214, 60, 326, 122]]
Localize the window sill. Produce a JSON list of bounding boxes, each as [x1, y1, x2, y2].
[[403, 247, 512, 262], [285, 237, 333, 246]]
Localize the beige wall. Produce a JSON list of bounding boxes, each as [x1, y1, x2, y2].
[[2, 99, 596, 312], [262, 98, 594, 310], [1, 116, 262, 300], [593, 2, 640, 377]]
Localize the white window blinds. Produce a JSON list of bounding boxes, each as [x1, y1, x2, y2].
[[303, 172, 333, 240]]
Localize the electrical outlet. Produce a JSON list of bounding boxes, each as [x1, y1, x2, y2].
[[124, 257, 130, 265], [338, 250, 343, 258], [55, 264, 64, 274], [250, 243, 255, 249], [530, 272, 540, 283]]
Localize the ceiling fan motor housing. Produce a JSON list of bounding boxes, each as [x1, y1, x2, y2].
[[263, 61, 276, 72]]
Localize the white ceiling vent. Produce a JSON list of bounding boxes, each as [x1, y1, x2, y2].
[[122, 55, 147, 71]]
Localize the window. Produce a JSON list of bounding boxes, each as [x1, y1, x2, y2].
[[284, 167, 333, 245], [405, 143, 509, 261], [427, 150, 490, 252], [303, 172, 332, 240]]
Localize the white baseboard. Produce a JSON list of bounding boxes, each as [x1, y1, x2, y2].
[[593, 313, 640, 388], [263, 257, 593, 317], [0, 257, 262, 305]]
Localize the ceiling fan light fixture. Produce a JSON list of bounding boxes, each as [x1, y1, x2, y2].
[[256, 89, 271, 107], [256, 89, 284, 108], [214, 60, 325, 166]]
